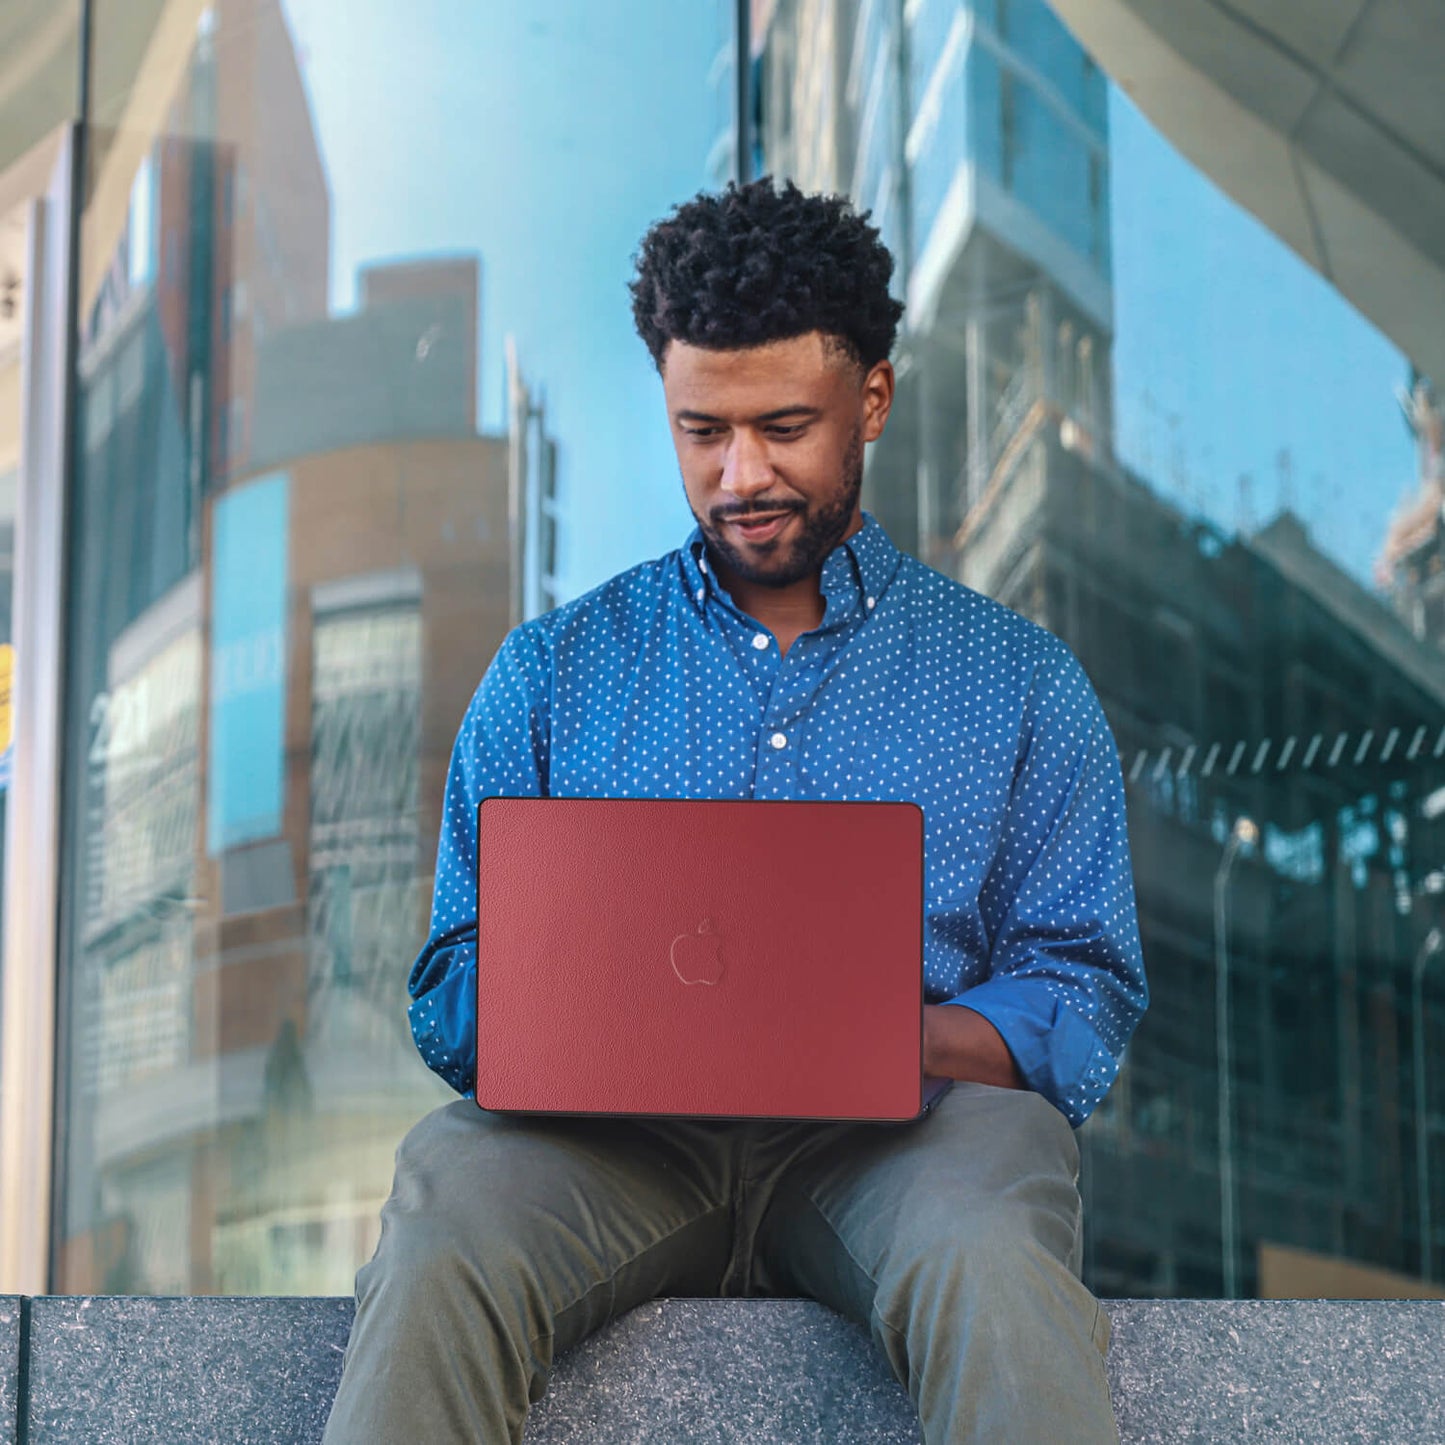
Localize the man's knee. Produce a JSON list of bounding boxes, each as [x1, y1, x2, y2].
[[362, 1103, 537, 1316], [899, 1194, 1073, 1294], [391, 1097, 487, 1184]]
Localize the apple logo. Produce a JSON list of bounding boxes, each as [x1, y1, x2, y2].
[[671, 919, 725, 986]]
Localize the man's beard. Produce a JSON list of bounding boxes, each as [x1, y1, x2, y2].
[[694, 426, 864, 589]]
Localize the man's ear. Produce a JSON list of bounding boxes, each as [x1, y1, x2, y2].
[[862, 360, 895, 442]]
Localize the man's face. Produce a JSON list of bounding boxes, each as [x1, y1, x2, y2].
[[662, 332, 894, 589]]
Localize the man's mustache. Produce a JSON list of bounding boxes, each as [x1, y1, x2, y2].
[[710, 501, 805, 523]]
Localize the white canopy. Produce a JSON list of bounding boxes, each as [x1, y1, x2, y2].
[[1050, 0, 1445, 384]]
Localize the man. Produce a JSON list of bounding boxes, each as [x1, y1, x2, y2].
[[324, 179, 1147, 1444]]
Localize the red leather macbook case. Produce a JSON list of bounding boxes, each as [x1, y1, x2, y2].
[[474, 797, 927, 1120]]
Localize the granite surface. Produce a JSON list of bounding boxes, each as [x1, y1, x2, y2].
[[24, 1295, 353, 1444], [525, 1298, 921, 1443], [0, 1295, 19, 1445], [1106, 1298, 1445, 1443], [14, 1294, 1445, 1442]]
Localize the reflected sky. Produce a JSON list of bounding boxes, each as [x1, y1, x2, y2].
[[1109, 89, 1412, 588], [279, 0, 1411, 600], [280, 0, 725, 595]]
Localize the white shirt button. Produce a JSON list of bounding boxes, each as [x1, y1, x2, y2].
[[769, 731, 788, 750], [699, 555, 708, 573], [866, 596, 876, 610], [695, 588, 704, 602], [751, 633, 769, 651]]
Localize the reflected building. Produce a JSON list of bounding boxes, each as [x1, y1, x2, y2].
[[2, 0, 748, 1301], [68, 259, 516, 1296], [1378, 374, 1445, 650], [1020, 453, 1445, 1296], [65, 0, 332, 1291], [506, 341, 562, 623], [759, 0, 1111, 566], [189, 425, 509, 1295], [250, 256, 480, 471], [58, 1, 522, 1295], [759, 0, 1445, 1297]]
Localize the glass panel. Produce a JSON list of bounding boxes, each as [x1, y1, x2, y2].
[[56, 0, 731, 1294], [992, 0, 1094, 121], [0, 200, 24, 985], [759, 4, 1445, 1299], [907, 29, 970, 268], [0, 8, 82, 1145]]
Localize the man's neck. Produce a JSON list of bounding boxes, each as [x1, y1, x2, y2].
[[712, 565, 824, 657], [704, 513, 866, 656]]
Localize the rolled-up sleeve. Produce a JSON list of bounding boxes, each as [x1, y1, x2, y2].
[[949, 639, 1147, 1126], [408, 625, 552, 1094]]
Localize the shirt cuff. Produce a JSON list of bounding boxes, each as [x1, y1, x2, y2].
[[944, 975, 1119, 1127], [408, 958, 478, 1098]]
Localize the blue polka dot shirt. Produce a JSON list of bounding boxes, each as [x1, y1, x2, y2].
[[409, 514, 1147, 1125]]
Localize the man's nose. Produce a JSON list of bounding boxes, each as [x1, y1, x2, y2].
[[720, 429, 775, 500]]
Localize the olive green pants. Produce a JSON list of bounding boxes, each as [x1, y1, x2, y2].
[[323, 1083, 1116, 1444]]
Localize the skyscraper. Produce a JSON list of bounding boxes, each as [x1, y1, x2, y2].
[[759, 0, 1110, 572]]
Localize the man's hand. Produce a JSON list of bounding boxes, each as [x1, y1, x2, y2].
[[922, 1004, 1025, 1090]]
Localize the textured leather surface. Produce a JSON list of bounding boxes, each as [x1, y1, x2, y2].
[[476, 797, 924, 1118]]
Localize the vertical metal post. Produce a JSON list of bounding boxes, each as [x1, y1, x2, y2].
[[891, 0, 913, 292], [505, 336, 526, 629], [962, 252, 989, 517], [1213, 817, 1256, 1300], [44, 0, 96, 1288], [735, 0, 753, 184], [1415, 929, 1442, 1280], [0, 126, 77, 1294]]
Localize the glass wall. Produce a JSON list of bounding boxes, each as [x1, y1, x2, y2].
[[53, 0, 731, 1294], [45, 0, 1445, 1307], [760, 0, 1445, 1299]]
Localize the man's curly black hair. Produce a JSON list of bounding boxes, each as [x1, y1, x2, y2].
[[629, 177, 905, 374]]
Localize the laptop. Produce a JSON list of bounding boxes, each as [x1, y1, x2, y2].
[[474, 796, 951, 1122]]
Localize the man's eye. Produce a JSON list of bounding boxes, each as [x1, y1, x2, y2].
[[768, 425, 806, 438], [684, 427, 721, 439]]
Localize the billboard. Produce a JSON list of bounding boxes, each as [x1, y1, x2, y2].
[[207, 472, 289, 856]]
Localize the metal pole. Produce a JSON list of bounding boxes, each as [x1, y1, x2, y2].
[[735, 0, 753, 184], [0, 125, 78, 1294], [1214, 817, 1256, 1299], [1415, 929, 1443, 1280], [505, 337, 526, 629]]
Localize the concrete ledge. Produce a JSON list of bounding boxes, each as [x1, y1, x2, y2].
[[23, 1296, 353, 1445], [0, 1297, 18, 1444], [4, 1295, 1445, 1441], [1108, 1299, 1445, 1442], [522, 1299, 919, 1443]]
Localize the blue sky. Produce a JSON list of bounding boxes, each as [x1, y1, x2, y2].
[[279, 1, 1414, 596], [1107, 89, 1413, 585]]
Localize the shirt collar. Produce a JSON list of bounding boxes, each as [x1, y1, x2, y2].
[[828, 512, 902, 617], [681, 512, 901, 623]]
